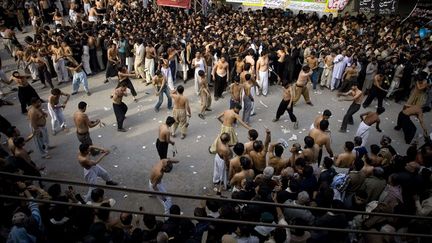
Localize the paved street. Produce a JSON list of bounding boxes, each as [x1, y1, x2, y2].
[[1, 34, 431, 216]]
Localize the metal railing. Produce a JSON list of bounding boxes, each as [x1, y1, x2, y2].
[[1, 171, 432, 238]]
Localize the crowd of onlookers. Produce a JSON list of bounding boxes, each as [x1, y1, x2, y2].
[[1, 0, 432, 242]]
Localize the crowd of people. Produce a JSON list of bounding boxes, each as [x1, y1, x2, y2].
[[1, 0, 432, 242]]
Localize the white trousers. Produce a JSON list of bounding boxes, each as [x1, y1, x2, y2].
[[355, 121, 371, 147], [48, 105, 66, 133], [149, 180, 172, 214], [53, 58, 69, 82], [144, 58, 155, 83], [213, 153, 227, 188], [256, 70, 269, 96], [84, 165, 112, 201]]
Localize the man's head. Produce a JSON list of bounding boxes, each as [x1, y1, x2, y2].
[[198, 70, 205, 77], [245, 73, 251, 82], [323, 109, 332, 119], [220, 133, 230, 144], [90, 188, 105, 203], [304, 136, 315, 148], [51, 88, 61, 96], [233, 143, 244, 156], [248, 129, 258, 141], [5, 126, 19, 138], [78, 101, 87, 111], [274, 144, 284, 157], [353, 158, 364, 171], [319, 119, 329, 131], [253, 140, 264, 152], [31, 97, 41, 108], [302, 65, 311, 72], [165, 116, 175, 127], [323, 156, 334, 169], [79, 143, 90, 155], [233, 103, 242, 113], [176, 85, 184, 94], [240, 156, 251, 170], [351, 82, 358, 91], [13, 137, 25, 148], [354, 136, 362, 146], [345, 141, 354, 152], [377, 107, 385, 115], [380, 135, 392, 146]]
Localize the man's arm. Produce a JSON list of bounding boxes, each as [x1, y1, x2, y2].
[[263, 129, 271, 153], [186, 99, 191, 117], [62, 92, 71, 105], [236, 114, 252, 130], [418, 113, 428, 135], [216, 112, 224, 124], [268, 143, 276, 159], [325, 138, 334, 158]]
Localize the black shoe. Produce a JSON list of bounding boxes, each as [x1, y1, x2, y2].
[[198, 113, 205, 120], [104, 79, 109, 83], [117, 128, 127, 132], [394, 126, 401, 131], [205, 108, 212, 111], [339, 129, 347, 133], [106, 181, 118, 186]]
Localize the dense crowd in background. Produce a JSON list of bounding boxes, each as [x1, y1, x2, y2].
[[1, 0, 432, 242]]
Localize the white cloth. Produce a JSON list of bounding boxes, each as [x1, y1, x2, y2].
[[161, 66, 174, 91], [83, 164, 112, 201], [355, 121, 371, 147], [53, 57, 69, 82], [47, 103, 66, 133], [257, 70, 269, 96], [331, 54, 348, 90], [82, 45, 92, 75], [88, 15, 97, 22], [149, 179, 172, 214], [84, 3, 91, 15], [213, 153, 227, 187], [144, 58, 155, 83], [194, 58, 205, 94]]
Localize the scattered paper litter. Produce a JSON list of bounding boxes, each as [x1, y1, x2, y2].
[[284, 120, 289, 122], [127, 157, 130, 160], [203, 187, 207, 190], [259, 100, 269, 108], [302, 128, 306, 131], [258, 119, 262, 122], [128, 127, 132, 130], [288, 134, 297, 141], [158, 120, 162, 123], [123, 195, 128, 198], [98, 135, 102, 138], [280, 125, 284, 128], [152, 142, 155, 145], [113, 124, 116, 127], [142, 146, 146, 149], [187, 155, 191, 158], [190, 165, 194, 168], [193, 171, 197, 174], [385, 117, 389, 120], [282, 129, 290, 134], [197, 135, 202, 139], [337, 120, 342, 123], [299, 131, 302, 134], [114, 165, 118, 168], [103, 107, 111, 111], [318, 111, 322, 114], [196, 140, 199, 142], [153, 118, 156, 120]]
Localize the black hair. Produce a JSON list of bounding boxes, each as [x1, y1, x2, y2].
[[345, 141, 354, 151], [353, 158, 364, 171], [319, 119, 329, 131], [323, 109, 332, 117], [78, 101, 87, 110], [177, 85, 184, 94], [304, 136, 314, 148], [274, 144, 284, 157], [354, 136, 362, 146], [323, 156, 334, 169], [79, 143, 90, 153], [233, 143, 245, 156], [248, 129, 258, 140], [166, 116, 175, 126], [169, 205, 181, 215], [253, 140, 263, 151], [240, 156, 251, 169], [370, 144, 380, 155], [90, 188, 105, 202]]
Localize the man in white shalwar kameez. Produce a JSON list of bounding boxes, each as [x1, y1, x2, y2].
[[48, 88, 70, 135], [331, 50, 347, 90]]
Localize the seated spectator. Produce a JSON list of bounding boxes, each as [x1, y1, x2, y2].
[[283, 191, 315, 226]]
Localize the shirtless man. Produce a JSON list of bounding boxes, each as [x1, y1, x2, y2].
[[311, 109, 332, 130], [7, 71, 41, 114], [230, 156, 254, 190], [242, 74, 254, 125], [244, 129, 258, 154], [149, 158, 179, 214], [28, 97, 52, 159], [249, 128, 271, 174], [268, 143, 289, 175], [212, 56, 229, 100], [145, 42, 156, 85], [73, 101, 100, 146], [306, 51, 319, 89], [234, 56, 245, 80], [339, 62, 358, 92], [88, 4, 102, 23], [228, 143, 247, 181], [293, 66, 313, 106], [256, 51, 270, 96], [67, 62, 91, 96], [244, 50, 255, 77], [356, 107, 385, 147], [338, 83, 364, 133], [335, 141, 356, 169], [303, 136, 320, 165], [209, 103, 252, 153], [273, 83, 298, 129], [288, 143, 304, 168], [111, 83, 128, 132], [394, 105, 429, 144], [229, 76, 242, 109], [320, 51, 334, 89], [240, 63, 256, 116], [213, 133, 232, 190], [309, 120, 334, 166], [78, 143, 117, 202], [13, 137, 41, 177], [104, 43, 119, 83], [156, 116, 176, 159], [6, 126, 33, 156], [153, 70, 172, 112], [198, 70, 212, 119], [48, 88, 70, 135], [171, 85, 191, 139]]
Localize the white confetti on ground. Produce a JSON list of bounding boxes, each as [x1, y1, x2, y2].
[[197, 135, 202, 139], [282, 129, 290, 134], [302, 128, 306, 131], [127, 157, 130, 160], [142, 146, 146, 149], [337, 120, 342, 123], [203, 187, 207, 190], [153, 118, 156, 120], [280, 125, 284, 128], [123, 195, 128, 198], [193, 171, 197, 174], [98, 135, 102, 138], [128, 127, 132, 130], [299, 131, 302, 134], [187, 155, 191, 158], [152, 142, 155, 145], [158, 120, 162, 123], [114, 165, 118, 168], [113, 124, 116, 127], [385, 117, 389, 120], [288, 134, 297, 141], [258, 119, 262, 122], [196, 140, 199, 142], [190, 165, 194, 168], [103, 107, 111, 111]]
